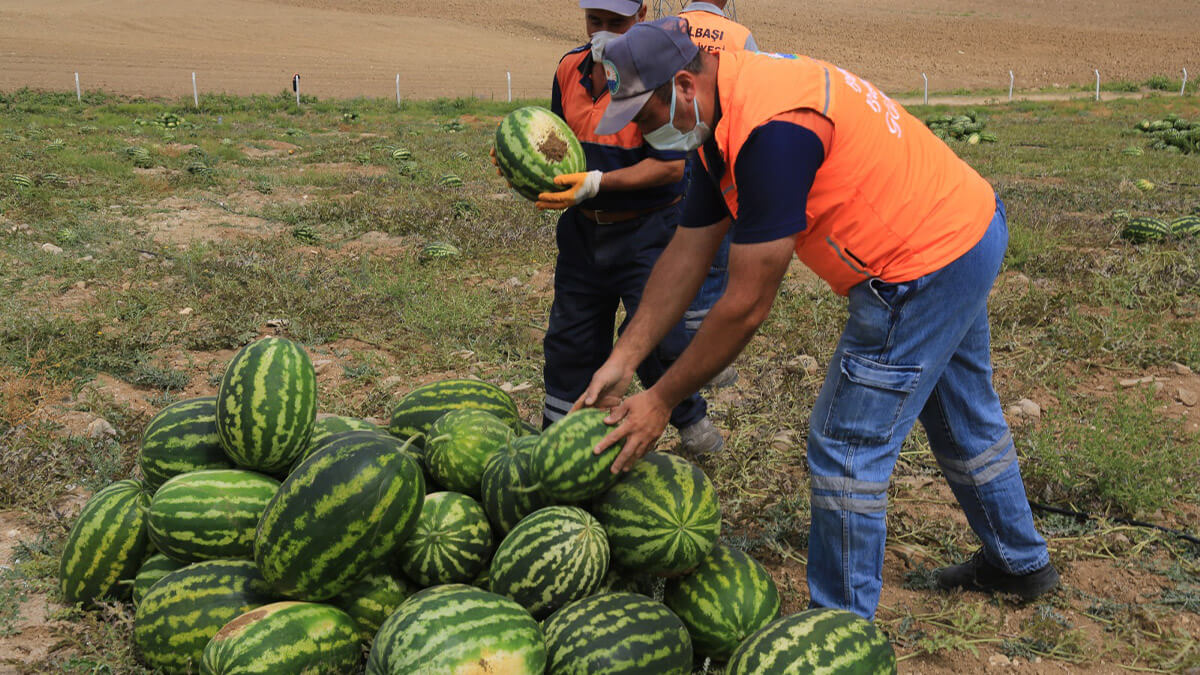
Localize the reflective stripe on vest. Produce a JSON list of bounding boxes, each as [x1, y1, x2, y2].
[[705, 51, 996, 295], [679, 9, 752, 53]]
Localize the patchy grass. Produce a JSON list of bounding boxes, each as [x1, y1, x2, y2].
[[1, 89, 1198, 673]]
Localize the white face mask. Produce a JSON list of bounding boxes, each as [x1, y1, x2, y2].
[[643, 80, 711, 152], [590, 31, 619, 62]]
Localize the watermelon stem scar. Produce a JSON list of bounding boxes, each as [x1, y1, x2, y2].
[[538, 133, 569, 163]]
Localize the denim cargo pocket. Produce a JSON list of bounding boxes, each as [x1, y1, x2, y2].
[[822, 351, 922, 445]]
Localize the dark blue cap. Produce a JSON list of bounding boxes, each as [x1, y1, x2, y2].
[[595, 17, 699, 135]]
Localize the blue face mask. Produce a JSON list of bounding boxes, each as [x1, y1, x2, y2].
[[643, 80, 711, 152]]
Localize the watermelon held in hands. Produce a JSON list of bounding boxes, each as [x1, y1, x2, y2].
[[663, 544, 781, 660], [366, 584, 547, 675], [494, 106, 586, 202], [200, 601, 361, 675], [543, 592, 693, 675], [530, 408, 622, 502], [594, 452, 721, 576], [59, 479, 152, 606], [725, 608, 897, 674], [216, 337, 317, 474]]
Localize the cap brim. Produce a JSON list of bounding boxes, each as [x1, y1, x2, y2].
[[579, 0, 641, 16], [595, 90, 654, 136]]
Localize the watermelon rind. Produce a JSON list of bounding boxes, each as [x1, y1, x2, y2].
[[132, 553, 188, 608], [594, 452, 721, 576], [254, 430, 425, 601], [663, 544, 781, 660], [289, 415, 382, 473], [1169, 215, 1200, 238], [494, 106, 586, 202], [138, 396, 232, 492], [216, 336, 317, 474], [395, 491, 495, 587], [530, 408, 622, 502], [134, 560, 275, 675], [425, 408, 514, 497], [59, 479, 152, 606], [147, 469, 280, 563], [200, 601, 360, 675], [1120, 216, 1171, 243], [542, 592, 693, 675], [366, 584, 547, 675], [725, 608, 897, 675], [330, 570, 416, 642], [489, 505, 609, 620], [480, 435, 548, 535], [387, 378, 522, 451]]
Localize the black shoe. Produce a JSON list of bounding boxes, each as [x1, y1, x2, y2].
[[936, 549, 1060, 601]]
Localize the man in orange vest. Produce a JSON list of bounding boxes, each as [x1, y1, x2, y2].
[[570, 18, 1058, 620], [530, 1, 723, 456], [679, 0, 758, 53]]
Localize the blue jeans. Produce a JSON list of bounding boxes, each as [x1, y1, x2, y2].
[[806, 198, 1049, 620]]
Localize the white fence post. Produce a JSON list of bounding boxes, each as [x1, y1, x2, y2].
[[507, 72, 512, 103], [1183, 68, 1189, 97], [1009, 70, 1014, 101], [75, 72, 81, 103], [1094, 69, 1100, 101], [922, 73, 928, 105], [192, 72, 199, 108], [293, 73, 300, 106], [396, 74, 401, 107]]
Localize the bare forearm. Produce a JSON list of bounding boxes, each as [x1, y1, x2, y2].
[[600, 158, 685, 191]]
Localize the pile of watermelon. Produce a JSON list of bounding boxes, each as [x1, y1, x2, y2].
[[1133, 114, 1200, 154], [924, 110, 998, 144], [59, 336, 897, 674], [1113, 208, 1200, 243]]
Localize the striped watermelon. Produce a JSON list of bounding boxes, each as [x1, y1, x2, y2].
[[1121, 216, 1171, 243], [200, 601, 360, 675], [366, 584, 546, 675], [494, 106, 586, 202], [425, 409, 514, 496], [543, 592, 693, 675], [420, 241, 462, 262], [330, 570, 416, 642], [489, 505, 609, 619], [134, 560, 275, 674], [290, 415, 382, 472], [594, 452, 721, 576], [147, 469, 280, 563], [396, 491, 495, 586], [472, 562, 491, 590], [254, 431, 425, 600], [59, 479, 152, 605], [139, 396, 232, 492], [132, 553, 187, 608], [663, 545, 781, 660], [1170, 215, 1200, 237], [480, 435, 548, 535], [387, 378, 522, 452], [216, 337, 317, 474], [530, 409, 622, 502], [725, 609, 897, 674]]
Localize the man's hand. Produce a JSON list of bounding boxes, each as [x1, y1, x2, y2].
[[592, 389, 671, 474], [536, 171, 603, 210], [570, 360, 635, 414]]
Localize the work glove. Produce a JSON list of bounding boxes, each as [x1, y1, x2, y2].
[[536, 171, 603, 211]]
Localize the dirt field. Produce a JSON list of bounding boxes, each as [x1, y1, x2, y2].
[[0, 0, 1197, 100]]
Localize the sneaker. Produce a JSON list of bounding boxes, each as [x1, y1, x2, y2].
[[936, 549, 1060, 601], [704, 366, 739, 390], [679, 417, 724, 456]]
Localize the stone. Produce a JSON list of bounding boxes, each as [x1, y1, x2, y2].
[[1119, 376, 1154, 388], [1172, 362, 1194, 375], [1179, 388, 1198, 407], [380, 375, 405, 390], [988, 653, 1012, 667], [86, 418, 117, 439], [1016, 398, 1042, 418], [786, 354, 821, 375], [312, 359, 334, 374], [40, 243, 63, 254], [178, 307, 193, 316]]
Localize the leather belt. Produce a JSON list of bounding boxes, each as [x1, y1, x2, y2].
[[578, 196, 682, 225]]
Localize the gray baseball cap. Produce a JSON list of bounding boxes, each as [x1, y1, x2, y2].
[[595, 17, 699, 136], [579, 0, 642, 16]]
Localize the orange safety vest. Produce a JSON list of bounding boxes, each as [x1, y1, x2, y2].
[[679, 8, 753, 53], [555, 48, 645, 150], [703, 52, 996, 295]]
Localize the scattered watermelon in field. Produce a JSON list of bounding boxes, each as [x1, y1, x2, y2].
[[725, 608, 897, 674], [594, 452, 721, 576], [59, 480, 152, 606], [494, 106, 586, 202], [200, 601, 361, 675], [1120, 216, 1171, 243], [1169, 215, 1200, 238], [530, 408, 622, 502], [419, 241, 461, 262], [543, 592, 693, 675], [216, 337, 317, 474], [367, 584, 547, 675], [664, 544, 781, 660]]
